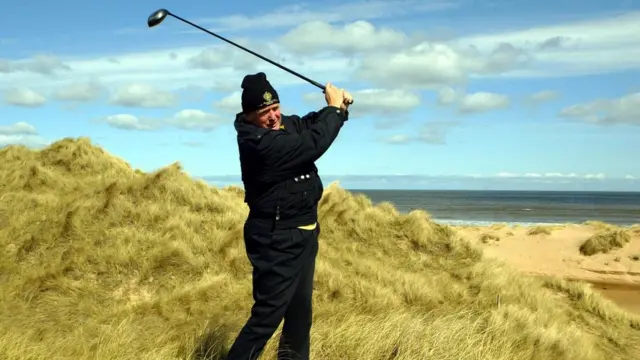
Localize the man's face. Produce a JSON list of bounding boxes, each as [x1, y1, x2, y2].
[[249, 103, 282, 130]]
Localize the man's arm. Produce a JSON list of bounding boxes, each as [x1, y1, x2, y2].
[[256, 106, 347, 172], [294, 109, 349, 132]]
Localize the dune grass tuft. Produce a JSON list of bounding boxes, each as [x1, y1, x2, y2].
[[1, 137, 640, 360], [579, 230, 632, 256], [526, 226, 553, 236], [583, 221, 616, 231], [479, 233, 500, 243]]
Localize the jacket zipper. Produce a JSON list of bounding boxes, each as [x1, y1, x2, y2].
[[275, 190, 281, 221]]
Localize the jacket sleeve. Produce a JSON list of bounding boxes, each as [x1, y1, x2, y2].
[[256, 106, 346, 171], [295, 108, 349, 132]]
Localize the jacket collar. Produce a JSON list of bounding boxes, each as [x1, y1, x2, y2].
[[234, 112, 291, 140], [234, 112, 270, 140]]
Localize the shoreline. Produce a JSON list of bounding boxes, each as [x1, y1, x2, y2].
[[348, 188, 640, 194], [350, 189, 640, 228], [435, 219, 639, 228]]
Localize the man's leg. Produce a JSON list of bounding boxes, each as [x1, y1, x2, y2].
[[225, 224, 309, 360], [277, 226, 320, 360]]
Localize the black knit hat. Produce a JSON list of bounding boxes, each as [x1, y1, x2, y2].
[[241, 72, 279, 114]]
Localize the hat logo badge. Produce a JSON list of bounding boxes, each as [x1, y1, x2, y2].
[[263, 91, 272, 103]]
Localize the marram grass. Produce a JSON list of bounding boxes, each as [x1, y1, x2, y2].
[[1, 137, 639, 360]]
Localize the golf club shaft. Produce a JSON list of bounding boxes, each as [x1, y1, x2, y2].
[[166, 12, 327, 91]]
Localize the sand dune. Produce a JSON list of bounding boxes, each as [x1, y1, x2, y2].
[[455, 223, 640, 314], [1, 138, 639, 360]]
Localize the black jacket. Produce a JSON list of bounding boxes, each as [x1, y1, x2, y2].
[[234, 105, 349, 229]]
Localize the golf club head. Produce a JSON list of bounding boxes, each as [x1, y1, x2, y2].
[[147, 9, 170, 27]]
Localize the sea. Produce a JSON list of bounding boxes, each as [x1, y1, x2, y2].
[[349, 190, 640, 227]]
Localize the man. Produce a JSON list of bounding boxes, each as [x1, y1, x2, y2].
[[225, 72, 352, 360]]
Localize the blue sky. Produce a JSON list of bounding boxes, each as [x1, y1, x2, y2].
[[1, 0, 639, 191]]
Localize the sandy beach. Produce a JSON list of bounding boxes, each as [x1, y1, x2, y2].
[[455, 222, 640, 314]]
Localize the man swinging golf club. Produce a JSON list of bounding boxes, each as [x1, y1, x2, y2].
[[227, 72, 352, 360]]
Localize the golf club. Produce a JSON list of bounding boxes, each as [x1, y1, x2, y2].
[[147, 9, 353, 104]]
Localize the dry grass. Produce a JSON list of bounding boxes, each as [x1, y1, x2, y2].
[[583, 221, 617, 231], [1, 137, 640, 360], [526, 226, 553, 236], [479, 233, 500, 243], [489, 223, 507, 230], [579, 230, 633, 256]]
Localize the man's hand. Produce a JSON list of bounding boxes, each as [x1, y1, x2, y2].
[[341, 89, 353, 111], [324, 82, 345, 108]]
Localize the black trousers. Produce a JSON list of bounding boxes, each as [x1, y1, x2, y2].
[[225, 220, 319, 360]]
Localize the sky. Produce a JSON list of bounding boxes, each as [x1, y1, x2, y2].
[[1, 0, 639, 191]]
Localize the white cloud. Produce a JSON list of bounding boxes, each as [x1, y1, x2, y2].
[[0, 135, 50, 148], [355, 42, 470, 88], [214, 91, 242, 114], [495, 172, 606, 180], [51, 80, 106, 102], [383, 134, 412, 144], [417, 122, 452, 144], [168, 109, 226, 131], [0, 54, 71, 75], [559, 92, 640, 125], [109, 83, 178, 108], [354, 39, 530, 89], [453, 11, 640, 77], [625, 175, 636, 180], [99, 109, 225, 132], [280, 20, 410, 55], [354, 89, 421, 114], [3, 87, 46, 107], [193, 0, 456, 33], [101, 114, 160, 131], [0, 122, 38, 135], [303, 88, 421, 118], [0, 42, 355, 99], [458, 92, 509, 114], [186, 42, 280, 72], [437, 86, 458, 105], [0, 19, 530, 98], [526, 90, 559, 105], [0, 122, 49, 148], [0, 59, 12, 73], [1, 8, 638, 113], [380, 120, 457, 145]]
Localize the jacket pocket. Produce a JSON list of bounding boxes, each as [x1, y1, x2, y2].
[[281, 177, 315, 218]]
